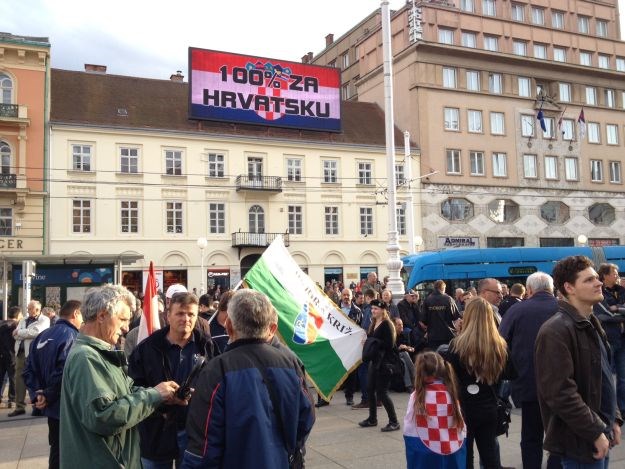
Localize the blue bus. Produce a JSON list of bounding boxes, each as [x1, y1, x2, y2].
[[402, 246, 625, 292]]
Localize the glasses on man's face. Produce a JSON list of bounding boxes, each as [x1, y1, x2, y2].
[[485, 289, 503, 296]]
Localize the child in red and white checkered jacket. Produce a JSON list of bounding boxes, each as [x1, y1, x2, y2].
[[403, 351, 467, 469]]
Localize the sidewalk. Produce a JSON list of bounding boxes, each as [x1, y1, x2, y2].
[[1, 392, 624, 468]]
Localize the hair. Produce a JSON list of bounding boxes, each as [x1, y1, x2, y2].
[[29, 299, 42, 310], [227, 289, 277, 339], [59, 300, 81, 318], [363, 289, 378, 300], [450, 297, 508, 385], [433, 280, 446, 292], [42, 306, 55, 316], [597, 263, 618, 282], [367, 301, 396, 343], [169, 292, 199, 309], [82, 284, 135, 322], [525, 272, 554, 293], [552, 256, 595, 298], [477, 278, 497, 294], [413, 351, 464, 430], [510, 283, 526, 296], [354, 291, 363, 299], [8, 306, 21, 319], [218, 289, 235, 313], [198, 293, 212, 308]]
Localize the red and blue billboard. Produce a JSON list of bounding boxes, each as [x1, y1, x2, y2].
[[189, 48, 341, 132]]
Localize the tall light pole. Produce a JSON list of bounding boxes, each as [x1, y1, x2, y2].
[[381, 0, 405, 299], [196, 237, 208, 295]]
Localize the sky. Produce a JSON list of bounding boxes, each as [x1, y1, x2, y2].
[[2, 0, 624, 80]]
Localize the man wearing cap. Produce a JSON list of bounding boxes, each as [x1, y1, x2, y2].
[[166, 284, 188, 309]]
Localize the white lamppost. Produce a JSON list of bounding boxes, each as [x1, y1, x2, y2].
[[577, 234, 588, 247], [196, 237, 208, 294]]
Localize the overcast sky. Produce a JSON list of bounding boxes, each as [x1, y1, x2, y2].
[[2, 0, 624, 80]]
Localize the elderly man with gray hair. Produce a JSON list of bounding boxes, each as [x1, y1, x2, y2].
[[183, 289, 315, 469], [499, 272, 561, 469], [60, 284, 181, 469]]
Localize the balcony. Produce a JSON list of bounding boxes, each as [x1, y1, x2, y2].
[[235, 175, 282, 193], [0, 104, 18, 118], [232, 232, 290, 248], [0, 104, 29, 126], [0, 174, 17, 189]]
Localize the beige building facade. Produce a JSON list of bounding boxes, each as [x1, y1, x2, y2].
[[313, 0, 625, 249]]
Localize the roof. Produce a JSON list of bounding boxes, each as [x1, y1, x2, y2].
[[0, 32, 50, 47], [50, 68, 407, 147]]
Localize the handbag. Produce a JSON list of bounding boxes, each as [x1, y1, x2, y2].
[[490, 386, 512, 437], [362, 337, 382, 363]]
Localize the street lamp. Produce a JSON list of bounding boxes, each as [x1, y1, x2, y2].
[[196, 237, 208, 295], [577, 234, 588, 247]]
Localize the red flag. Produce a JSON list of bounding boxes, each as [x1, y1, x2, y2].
[[138, 261, 160, 343]]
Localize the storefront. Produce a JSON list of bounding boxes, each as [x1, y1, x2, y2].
[[207, 268, 230, 291]]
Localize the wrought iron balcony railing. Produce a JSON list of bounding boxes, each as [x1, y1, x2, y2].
[[231, 232, 290, 248], [0, 104, 19, 118], [235, 175, 282, 192], [0, 174, 17, 189]]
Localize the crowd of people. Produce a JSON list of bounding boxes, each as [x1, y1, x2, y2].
[[1, 257, 624, 468]]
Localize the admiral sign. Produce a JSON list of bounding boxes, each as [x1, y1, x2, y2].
[[189, 48, 341, 132], [438, 236, 480, 249]]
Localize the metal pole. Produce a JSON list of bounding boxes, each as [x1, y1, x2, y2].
[[200, 248, 205, 295], [404, 131, 416, 254], [381, 0, 405, 298]]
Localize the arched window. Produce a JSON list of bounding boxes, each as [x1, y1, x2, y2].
[[0, 73, 13, 104], [0, 141, 10, 175], [248, 205, 265, 233]]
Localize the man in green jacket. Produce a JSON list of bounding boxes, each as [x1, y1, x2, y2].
[[60, 284, 181, 469]]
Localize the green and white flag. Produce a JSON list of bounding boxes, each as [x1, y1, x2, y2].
[[244, 235, 367, 400]]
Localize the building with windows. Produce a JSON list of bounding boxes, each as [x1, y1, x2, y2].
[[312, 0, 625, 249], [49, 67, 417, 294]]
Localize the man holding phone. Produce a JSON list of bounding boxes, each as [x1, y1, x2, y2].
[[129, 292, 217, 468]]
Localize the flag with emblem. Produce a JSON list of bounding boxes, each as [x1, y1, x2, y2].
[[244, 235, 366, 400], [138, 261, 160, 343]]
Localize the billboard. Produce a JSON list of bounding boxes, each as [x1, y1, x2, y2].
[[189, 48, 341, 132]]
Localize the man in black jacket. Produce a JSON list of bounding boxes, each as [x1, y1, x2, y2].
[[129, 292, 217, 468], [422, 280, 460, 351]]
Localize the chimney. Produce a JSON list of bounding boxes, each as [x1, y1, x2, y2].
[[307, 52, 313, 62], [84, 64, 107, 73], [170, 70, 184, 82], [301, 54, 309, 64], [325, 33, 334, 47]]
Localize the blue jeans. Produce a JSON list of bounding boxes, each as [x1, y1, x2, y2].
[[561, 455, 609, 469], [610, 336, 625, 412], [141, 430, 187, 469]]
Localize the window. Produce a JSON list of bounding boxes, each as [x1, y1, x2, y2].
[[249, 205, 265, 233], [587, 122, 600, 143], [72, 199, 91, 233], [558, 83, 571, 102], [444, 107, 460, 131], [552, 10, 565, 29], [446, 149, 461, 174], [470, 151, 485, 175], [395, 163, 406, 185], [610, 161, 622, 183], [468, 110, 482, 133], [0, 208, 11, 236], [490, 112, 505, 135], [439, 28, 454, 45], [165, 149, 182, 176], [358, 161, 372, 185], [487, 237, 525, 248], [341, 83, 351, 100], [483, 35, 498, 52], [323, 160, 338, 183], [511, 3, 524, 21], [590, 160, 603, 182], [617, 57, 625, 71], [540, 201, 570, 223], [585, 86, 597, 105], [521, 115, 534, 137], [120, 201, 138, 233], [441, 198, 474, 221], [443, 67, 457, 88], [589, 203, 615, 225], [489, 73, 502, 94], [72, 145, 92, 171], [598, 54, 610, 69], [518, 77, 531, 97], [119, 147, 139, 174], [579, 51, 592, 66], [462, 32, 477, 48], [209, 203, 225, 234], [543, 117, 555, 139], [534, 44, 547, 59], [0, 73, 13, 104], [492, 152, 507, 177], [488, 199, 520, 223], [540, 238, 574, 247], [513, 40, 527, 56], [553, 47, 566, 62], [482, 0, 496, 16], [286, 158, 302, 182], [288, 205, 303, 235], [596, 19, 608, 37], [360, 207, 373, 236], [607, 124, 619, 145], [605, 89, 615, 108], [0, 141, 10, 174], [578, 16, 590, 34], [466, 71, 480, 91], [460, 0, 474, 12], [561, 119, 574, 140], [324, 206, 339, 235], [531, 7, 544, 25], [524, 154, 538, 178], [207, 153, 225, 177], [565, 157, 578, 180], [544, 156, 558, 179], [166, 201, 183, 233], [341, 52, 349, 69], [396, 206, 406, 235]]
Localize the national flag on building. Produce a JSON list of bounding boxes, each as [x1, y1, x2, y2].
[[578, 108, 586, 141], [557, 106, 567, 140], [536, 109, 547, 133], [138, 261, 160, 343], [244, 236, 366, 400]]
